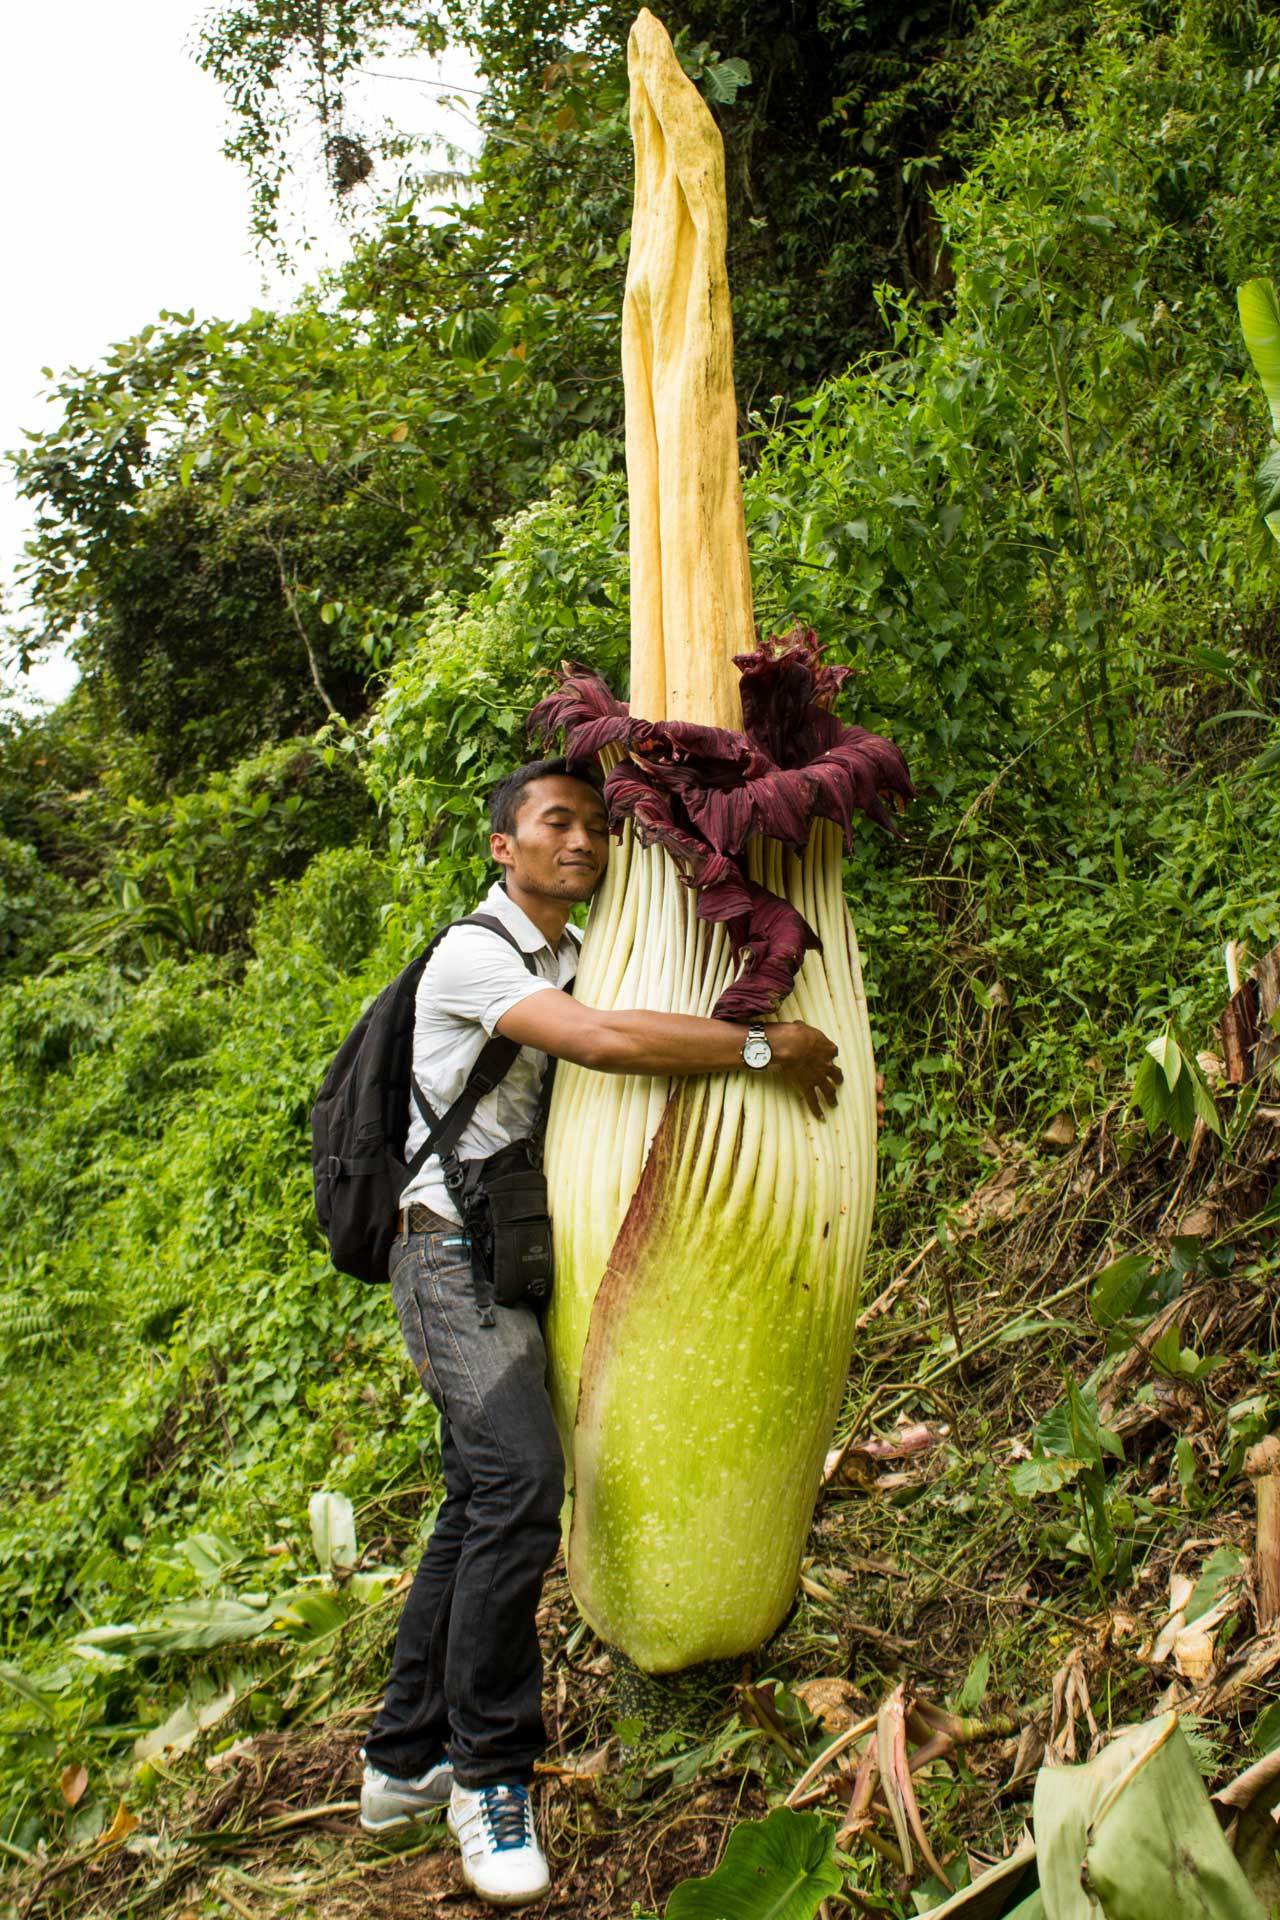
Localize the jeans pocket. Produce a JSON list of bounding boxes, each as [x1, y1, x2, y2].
[[424, 1232, 481, 1310]]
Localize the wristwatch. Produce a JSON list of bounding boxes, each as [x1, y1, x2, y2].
[[741, 1023, 772, 1071]]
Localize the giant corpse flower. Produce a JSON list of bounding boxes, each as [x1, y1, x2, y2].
[[530, 12, 912, 1672], [533, 634, 911, 1671]]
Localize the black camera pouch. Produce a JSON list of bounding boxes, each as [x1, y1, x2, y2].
[[454, 1141, 554, 1310]]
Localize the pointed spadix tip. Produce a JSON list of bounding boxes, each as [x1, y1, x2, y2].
[[629, 8, 677, 66]]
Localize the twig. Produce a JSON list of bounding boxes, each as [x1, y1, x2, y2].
[[257, 1799, 360, 1832], [269, 536, 341, 721], [19, 1830, 134, 1919], [896, 1548, 1086, 1627], [856, 1238, 938, 1329], [785, 1714, 878, 1805], [869, 1268, 1096, 1431], [939, 1263, 966, 1381]]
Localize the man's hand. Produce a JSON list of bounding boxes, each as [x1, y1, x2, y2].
[[768, 1022, 842, 1119]]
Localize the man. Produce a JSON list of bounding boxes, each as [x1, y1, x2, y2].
[[360, 756, 842, 1907]]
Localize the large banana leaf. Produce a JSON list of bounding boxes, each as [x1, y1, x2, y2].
[[1036, 1714, 1271, 1920], [1239, 279, 1280, 433], [920, 1714, 1270, 1920], [1237, 277, 1280, 543], [1062, 1716, 1266, 1920]]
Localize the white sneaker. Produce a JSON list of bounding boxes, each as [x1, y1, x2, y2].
[[447, 1780, 550, 1908], [359, 1753, 453, 1831]]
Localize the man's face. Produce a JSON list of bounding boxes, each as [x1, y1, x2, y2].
[[491, 774, 611, 903]]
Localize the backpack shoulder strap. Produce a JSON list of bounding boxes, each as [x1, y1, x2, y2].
[[403, 912, 540, 1182]]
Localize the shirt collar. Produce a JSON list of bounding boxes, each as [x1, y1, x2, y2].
[[482, 879, 573, 957]]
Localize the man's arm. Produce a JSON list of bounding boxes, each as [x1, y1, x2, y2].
[[495, 989, 842, 1119]]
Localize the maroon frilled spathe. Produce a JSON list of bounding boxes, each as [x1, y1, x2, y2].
[[529, 628, 914, 1020]]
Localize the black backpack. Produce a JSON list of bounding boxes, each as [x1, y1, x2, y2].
[[311, 915, 542, 1284]]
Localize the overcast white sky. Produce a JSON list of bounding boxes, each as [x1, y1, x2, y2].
[[0, 0, 478, 709]]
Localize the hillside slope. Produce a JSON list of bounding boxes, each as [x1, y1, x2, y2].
[[3, 0, 1280, 1910]]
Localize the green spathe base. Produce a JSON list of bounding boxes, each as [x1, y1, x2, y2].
[[545, 823, 876, 1670]]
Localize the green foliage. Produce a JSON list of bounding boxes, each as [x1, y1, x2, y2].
[[1133, 1029, 1223, 1145], [1011, 1376, 1126, 1588], [13, 0, 1074, 772], [58, 739, 375, 966], [653, 1806, 841, 1919], [364, 488, 628, 934], [3, 0, 1280, 1867], [0, 838, 75, 977], [1087, 1239, 1212, 1346]]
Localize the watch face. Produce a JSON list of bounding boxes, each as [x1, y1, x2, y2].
[[743, 1033, 772, 1070]]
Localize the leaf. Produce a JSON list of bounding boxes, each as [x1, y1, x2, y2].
[[912, 1846, 1038, 1917], [1080, 1466, 1116, 1575], [309, 1490, 357, 1573], [96, 1802, 140, 1850], [1255, 448, 1280, 535], [1146, 1028, 1183, 1091], [1134, 1044, 1199, 1144], [665, 1807, 840, 1918], [1239, 278, 1280, 435], [1252, 1702, 1280, 1754], [134, 1687, 236, 1763], [1150, 1325, 1223, 1383], [1188, 1060, 1224, 1137], [703, 57, 752, 105], [180, 1532, 236, 1583], [1011, 1455, 1089, 1497], [0, 1663, 56, 1719], [1133, 1052, 1173, 1134], [1089, 1253, 1155, 1329], [1032, 1396, 1079, 1459], [1066, 1375, 1122, 1463], [74, 1598, 274, 1658], [273, 1590, 347, 1639], [1036, 1715, 1263, 1920], [348, 1567, 403, 1604], [957, 1651, 990, 1713], [60, 1763, 88, 1807], [1175, 1435, 1199, 1497], [1184, 1546, 1246, 1627]]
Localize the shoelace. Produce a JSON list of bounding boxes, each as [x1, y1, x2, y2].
[[478, 1784, 532, 1852]]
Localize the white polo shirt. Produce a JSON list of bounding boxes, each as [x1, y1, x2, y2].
[[399, 880, 580, 1224]]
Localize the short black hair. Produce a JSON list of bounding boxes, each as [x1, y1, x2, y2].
[[488, 756, 605, 836]]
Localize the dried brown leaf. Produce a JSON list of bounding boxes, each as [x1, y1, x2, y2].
[[793, 1678, 860, 1734], [59, 1763, 88, 1808], [96, 1802, 139, 1850]]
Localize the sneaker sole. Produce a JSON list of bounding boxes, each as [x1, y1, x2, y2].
[[455, 1854, 550, 1909]]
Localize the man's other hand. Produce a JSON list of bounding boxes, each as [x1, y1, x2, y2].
[[769, 1022, 842, 1119]]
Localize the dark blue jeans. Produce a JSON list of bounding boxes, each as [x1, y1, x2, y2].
[[364, 1222, 564, 1788]]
